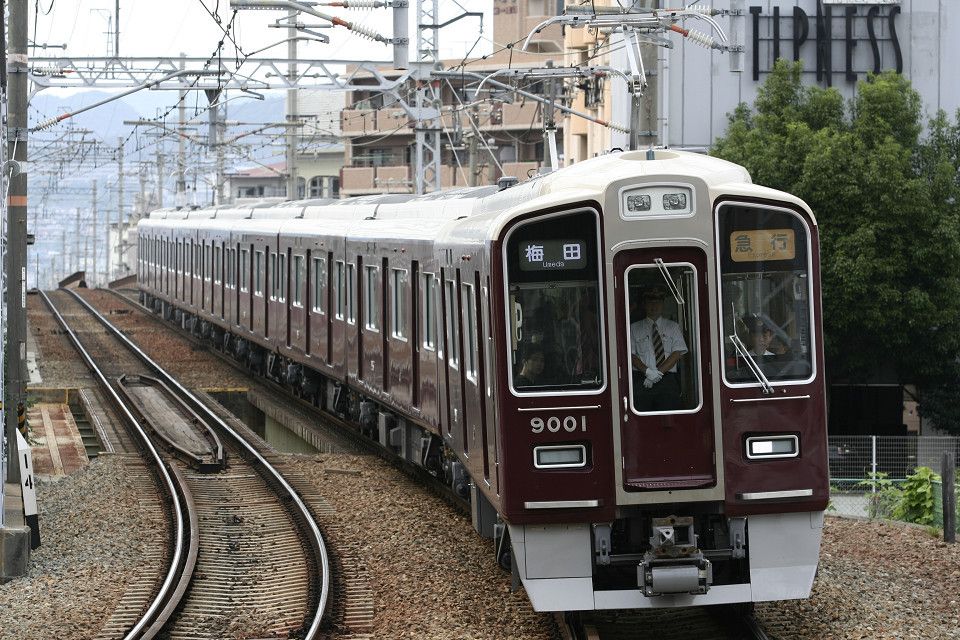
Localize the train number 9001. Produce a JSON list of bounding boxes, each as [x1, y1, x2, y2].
[[530, 416, 587, 434]]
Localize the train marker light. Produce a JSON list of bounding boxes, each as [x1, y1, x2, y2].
[[745, 435, 799, 459], [533, 444, 587, 469]]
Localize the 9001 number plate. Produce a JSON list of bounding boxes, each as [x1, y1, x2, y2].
[[530, 415, 587, 434]]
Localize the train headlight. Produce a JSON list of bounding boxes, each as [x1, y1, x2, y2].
[[621, 185, 694, 217], [533, 444, 587, 469], [662, 192, 688, 210], [626, 194, 652, 212], [745, 435, 799, 460]]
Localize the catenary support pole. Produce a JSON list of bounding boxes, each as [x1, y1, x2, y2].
[[5, 0, 28, 485]]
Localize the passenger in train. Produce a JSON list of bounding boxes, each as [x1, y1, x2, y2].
[[746, 316, 775, 357], [630, 286, 688, 411], [514, 343, 546, 388]]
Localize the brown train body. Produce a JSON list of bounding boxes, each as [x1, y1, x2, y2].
[[138, 150, 828, 611]]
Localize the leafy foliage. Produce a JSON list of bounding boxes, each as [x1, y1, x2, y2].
[[893, 466, 940, 525], [712, 61, 960, 431], [855, 471, 901, 519]]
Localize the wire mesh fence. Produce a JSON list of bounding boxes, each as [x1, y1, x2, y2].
[[828, 435, 959, 531]]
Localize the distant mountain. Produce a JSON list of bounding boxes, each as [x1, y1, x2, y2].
[[31, 90, 286, 150]]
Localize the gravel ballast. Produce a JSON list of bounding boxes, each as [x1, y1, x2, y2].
[[0, 455, 164, 640], [4, 453, 960, 638]]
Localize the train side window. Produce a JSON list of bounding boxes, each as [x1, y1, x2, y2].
[[346, 262, 356, 324], [445, 279, 459, 368], [240, 249, 249, 292], [422, 273, 437, 350], [203, 244, 210, 282], [279, 252, 287, 303], [293, 254, 304, 307], [718, 204, 814, 385], [364, 265, 379, 331], [391, 268, 408, 340], [254, 250, 264, 295], [463, 282, 477, 381], [626, 264, 701, 415], [214, 246, 222, 284], [335, 260, 345, 319], [312, 257, 326, 314]]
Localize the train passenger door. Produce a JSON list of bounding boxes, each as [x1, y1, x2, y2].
[[614, 247, 716, 491]]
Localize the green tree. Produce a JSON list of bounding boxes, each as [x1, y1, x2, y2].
[[712, 61, 960, 432]]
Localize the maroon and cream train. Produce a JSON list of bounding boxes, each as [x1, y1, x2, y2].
[[137, 150, 828, 611]]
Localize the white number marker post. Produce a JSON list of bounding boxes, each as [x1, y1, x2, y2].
[[15, 430, 39, 549]]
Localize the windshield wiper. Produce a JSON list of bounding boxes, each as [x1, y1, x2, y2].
[[729, 333, 774, 394], [654, 258, 684, 305]]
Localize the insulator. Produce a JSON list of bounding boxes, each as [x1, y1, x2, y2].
[[349, 23, 386, 42], [685, 4, 714, 16], [34, 117, 61, 131], [686, 29, 717, 49], [609, 122, 631, 134], [30, 65, 66, 76], [341, 0, 386, 7]]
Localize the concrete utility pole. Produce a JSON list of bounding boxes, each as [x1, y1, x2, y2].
[[116, 136, 124, 278], [5, 0, 28, 485], [155, 146, 164, 209], [177, 54, 187, 207], [75, 208, 82, 273], [286, 8, 299, 201], [91, 180, 98, 286]]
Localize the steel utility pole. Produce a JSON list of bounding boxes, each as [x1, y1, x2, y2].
[[5, 0, 28, 484], [177, 54, 187, 207], [286, 8, 299, 200]]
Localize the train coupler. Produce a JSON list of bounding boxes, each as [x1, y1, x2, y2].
[[639, 515, 712, 596]]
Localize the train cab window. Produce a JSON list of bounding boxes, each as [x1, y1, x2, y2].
[[391, 268, 408, 339], [364, 265, 379, 331], [346, 263, 356, 324], [626, 265, 701, 414], [292, 255, 303, 306], [422, 273, 437, 350], [240, 249, 249, 292], [312, 257, 326, 314], [505, 210, 603, 393], [254, 250, 264, 295], [718, 203, 814, 385]]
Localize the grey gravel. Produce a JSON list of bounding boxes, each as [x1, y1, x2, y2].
[[0, 455, 164, 640]]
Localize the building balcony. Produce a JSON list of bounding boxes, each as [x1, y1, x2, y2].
[[341, 109, 376, 135], [340, 165, 414, 195], [500, 161, 541, 180]]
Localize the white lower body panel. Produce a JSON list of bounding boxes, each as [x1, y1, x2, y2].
[[509, 511, 824, 612]]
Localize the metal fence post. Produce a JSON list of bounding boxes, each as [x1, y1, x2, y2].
[[944, 452, 956, 544], [871, 435, 877, 494]]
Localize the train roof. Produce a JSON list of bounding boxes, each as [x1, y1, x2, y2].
[[140, 151, 813, 238]]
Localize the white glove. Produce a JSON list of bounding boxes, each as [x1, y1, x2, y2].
[[643, 378, 655, 389], [644, 368, 663, 383]]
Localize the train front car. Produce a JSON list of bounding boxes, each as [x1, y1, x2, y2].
[[493, 150, 828, 611]]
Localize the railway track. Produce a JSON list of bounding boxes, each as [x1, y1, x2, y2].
[[557, 604, 774, 640], [41, 288, 331, 639]]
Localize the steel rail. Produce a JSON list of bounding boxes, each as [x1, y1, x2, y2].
[[65, 288, 331, 638], [38, 289, 197, 640]]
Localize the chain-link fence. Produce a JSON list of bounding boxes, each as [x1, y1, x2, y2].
[[828, 436, 959, 531]]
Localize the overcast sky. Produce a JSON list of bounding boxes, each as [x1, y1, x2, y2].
[[31, 0, 496, 83]]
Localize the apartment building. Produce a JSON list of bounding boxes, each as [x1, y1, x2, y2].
[[339, 0, 570, 196]]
